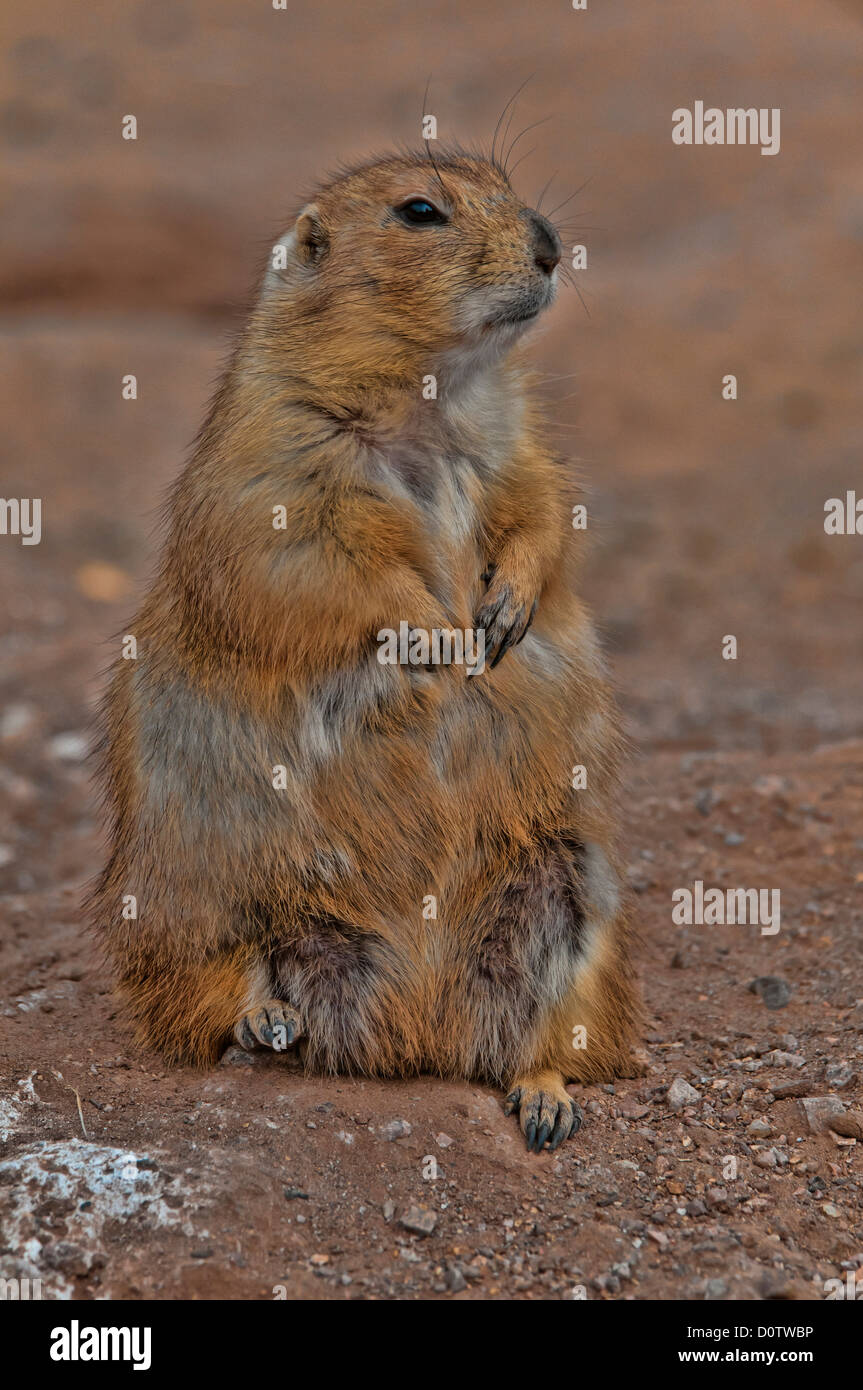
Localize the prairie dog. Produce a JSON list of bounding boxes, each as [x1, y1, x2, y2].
[[90, 147, 640, 1152]]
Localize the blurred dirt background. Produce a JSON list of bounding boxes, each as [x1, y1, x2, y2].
[[1, 0, 862, 1301]]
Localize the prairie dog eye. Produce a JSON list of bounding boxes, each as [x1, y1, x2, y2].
[[395, 198, 448, 226]]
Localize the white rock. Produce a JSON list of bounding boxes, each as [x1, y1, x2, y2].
[[667, 1077, 701, 1111]]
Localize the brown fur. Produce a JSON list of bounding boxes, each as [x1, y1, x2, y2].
[[88, 148, 641, 1149]]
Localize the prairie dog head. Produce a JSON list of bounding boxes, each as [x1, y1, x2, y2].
[[259, 150, 563, 390]]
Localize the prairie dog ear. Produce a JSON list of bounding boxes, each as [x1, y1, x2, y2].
[[294, 204, 328, 266], [263, 203, 328, 295]]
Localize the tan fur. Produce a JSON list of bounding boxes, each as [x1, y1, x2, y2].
[[88, 148, 641, 1147]]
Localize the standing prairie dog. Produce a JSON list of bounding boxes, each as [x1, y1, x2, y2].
[[90, 147, 641, 1152]]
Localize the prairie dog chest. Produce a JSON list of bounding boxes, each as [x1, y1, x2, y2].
[[381, 437, 486, 548], [375, 378, 520, 560]]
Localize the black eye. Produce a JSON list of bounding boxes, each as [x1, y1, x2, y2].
[[396, 198, 448, 226]]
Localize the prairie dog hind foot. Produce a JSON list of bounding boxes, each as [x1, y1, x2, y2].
[[504, 1070, 584, 1153], [234, 999, 304, 1053]]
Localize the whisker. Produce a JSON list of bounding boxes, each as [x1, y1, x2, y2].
[[535, 172, 557, 214], [491, 75, 534, 171], [503, 115, 553, 178], [506, 146, 537, 179], [546, 176, 594, 220]]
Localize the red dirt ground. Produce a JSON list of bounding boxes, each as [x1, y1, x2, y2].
[[1, 0, 861, 1299]]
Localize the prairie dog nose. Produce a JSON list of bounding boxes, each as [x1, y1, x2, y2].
[[530, 212, 562, 275]]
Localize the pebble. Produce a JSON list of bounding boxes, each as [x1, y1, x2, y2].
[[828, 1109, 863, 1141], [770, 1079, 811, 1100], [748, 976, 792, 1010], [42, 1241, 94, 1276], [399, 1206, 437, 1236], [825, 1062, 857, 1090], [799, 1095, 846, 1134], [219, 1046, 255, 1067], [747, 1118, 773, 1138], [618, 1099, 650, 1120], [379, 1119, 412, 1141], [667, 1077, 700, 1111], [763, 1050, 806, 1069]]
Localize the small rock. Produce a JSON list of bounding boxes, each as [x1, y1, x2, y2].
[[283, 1188, 309, 1201], [435, 1132, 454, 1148], [724, 832, 745, 847], [42, 1242, 94, 1277], [399, 1206, 437, 1236], [828, 1109, 863, 1142], [770, 1079, 811, 1100], [594, 1273, 621, 1294], [825, 1063, 857, 1091], [618, 1099, 650, 1121], [219, 1046, 255, 1067], [799, 1096, 846, 1135], [821, 1203, 841, 1219], [379, 1119, 412, 1141], [748, 976, 792, 1010], [763, 1050, 806, 1069], [667, 1077, 700, 1111], [747, 1118, 773, 1138], [382, 1200, 395, 1222], [445, 1265, 466, 1292]]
